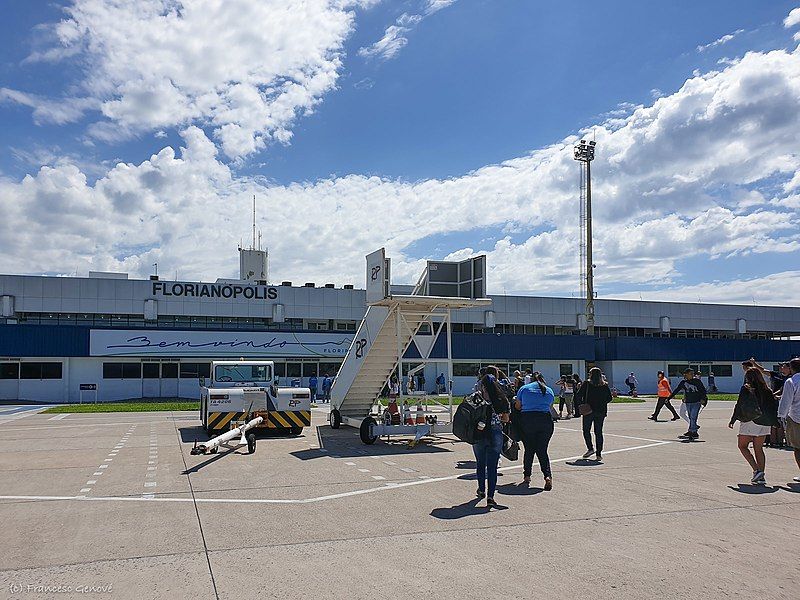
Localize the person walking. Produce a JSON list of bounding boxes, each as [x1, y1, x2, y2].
[[308, 374, 318, 403], [562, 376, 574, 420], [649, 371, 680, 421], [708, 371, 718, 393], [571, 374, 583, 418], [557, 376, 567, 418], [577, 367, 613, 462], [729, 367, 779, 484], [515, 375, 555, 490], [665, 368, 708, 440], [322, 374, 333, 403], [625, 372, 638, 397], [778, 358, 800, 483], [473, 367, 510, 507]]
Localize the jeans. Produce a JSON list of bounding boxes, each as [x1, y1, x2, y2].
[[685, 402, 702, 433], [582, 413, 606, 452], [653, 396, 679, 419], [473, 424, 503, 497], [518, 411, 554, 478]]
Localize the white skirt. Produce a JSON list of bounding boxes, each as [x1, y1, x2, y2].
[[738, 421, 771, 437]]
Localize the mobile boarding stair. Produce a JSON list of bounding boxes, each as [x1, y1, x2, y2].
[[328, 250, 490, 445]]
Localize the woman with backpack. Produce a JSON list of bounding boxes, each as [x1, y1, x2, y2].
[[473, 366, 510, 507], [515, 374, 556, 490], [577, 367, 613, 462], [728, 367, 780, 484]]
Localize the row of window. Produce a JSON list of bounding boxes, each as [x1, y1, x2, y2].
[[4, 313, 358, 332], [1, 313, 793, 340], [450, 362, 574, 378], [0, 362, 62, 380], [99, 361, 345, 380], [666, 364, 734, 378]]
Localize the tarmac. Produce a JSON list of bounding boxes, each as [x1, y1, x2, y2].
[[0, 401, 797, 600]]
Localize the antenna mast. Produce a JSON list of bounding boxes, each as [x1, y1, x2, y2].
[[252, 195, 256, 250], [573, 139, 597, 336]]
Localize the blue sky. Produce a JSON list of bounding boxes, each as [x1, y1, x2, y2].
[[1, 1, 800, 304]]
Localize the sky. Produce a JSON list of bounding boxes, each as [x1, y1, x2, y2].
[[1, 0, 800, 306]]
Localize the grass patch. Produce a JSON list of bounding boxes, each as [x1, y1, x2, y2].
[[42, 401, 199, 413], [611, 396, 646, 403], [707, 394, 738, 402]]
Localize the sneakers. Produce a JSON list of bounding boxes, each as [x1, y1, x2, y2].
[[544, 477, 552, 491], [486, 497, 498, 508], [595, 453, 603, 462], [648, 415, 657, 421], [522, 475, 531, 484], [793, 476, 800, 483], [582, 449, 595, 459], [671, 415, 681, 421], [678, 432, 691, 439], [750, 471, 765, 484], [476, 489, 485, 499]]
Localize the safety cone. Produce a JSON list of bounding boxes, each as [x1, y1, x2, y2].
[[415, 402, 425, 424]]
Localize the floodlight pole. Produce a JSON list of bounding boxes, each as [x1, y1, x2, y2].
[[574, 140, 596, 336]]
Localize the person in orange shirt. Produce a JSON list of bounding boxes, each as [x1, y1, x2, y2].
[[649, 370, 681, 421]]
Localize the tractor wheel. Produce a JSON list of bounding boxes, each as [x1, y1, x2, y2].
[[247, 433, 256, 454], [290, 426, 303, 436]]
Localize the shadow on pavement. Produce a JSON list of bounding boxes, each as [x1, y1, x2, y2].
[[430, 498, 487, 520], [455, 460, 477, 470], [727, 484, 779, 494], [178, 425, 300, 444], [496, 482, 543, 496], [780, 483, 800, 493], [566, 458, 602, 467], [290, 425, 456, 460]]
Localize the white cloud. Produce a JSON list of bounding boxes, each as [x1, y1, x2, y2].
[[697, 29, 745, 52], [9, 0, 372, 159], [784, 7, 800, 29], [2, 46, 800, 302], [0, 88, 97, 125], [611, 271, 800, 307], [359, 1, 457, 61]]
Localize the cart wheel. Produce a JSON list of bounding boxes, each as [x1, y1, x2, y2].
[[360, 416, 378, 445], [330, 409, 342, 429], [290, 426, 303, 436], [247, 433, 256, 454], [209, 447, 218, 454]]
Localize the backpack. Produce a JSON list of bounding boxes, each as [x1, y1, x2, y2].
[[453, 392, 492, 445]]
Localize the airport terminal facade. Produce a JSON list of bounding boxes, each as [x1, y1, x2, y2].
[[2, 269, 800, 403]]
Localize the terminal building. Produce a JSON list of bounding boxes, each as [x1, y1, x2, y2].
[[1, 247, 799, 403]]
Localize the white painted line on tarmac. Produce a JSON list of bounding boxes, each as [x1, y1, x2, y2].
[[345, 462, 356, 466], [48, 414, 69, 421], [554, 426, 667, 444], [371, 475, 386, 480], [80, 488, 91, 493], [86, 480, 97, 485], [0, 441, 672, 506], [357, 468, 370, 473], [144, 482, 157, 488], [93, 472, 103, 476]]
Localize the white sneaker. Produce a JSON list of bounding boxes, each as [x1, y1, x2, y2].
[[793, 476, 800, 483]]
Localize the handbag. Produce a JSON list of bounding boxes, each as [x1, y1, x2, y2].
[[578, 403, 593, 416], [501, 429, 520, 461]]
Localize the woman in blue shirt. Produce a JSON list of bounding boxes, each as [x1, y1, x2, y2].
[[514, 375, 555, 490]]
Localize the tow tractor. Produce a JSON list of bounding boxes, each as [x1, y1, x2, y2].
[[197, 360, 311, 451]]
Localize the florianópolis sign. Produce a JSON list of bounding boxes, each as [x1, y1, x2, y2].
[[150, 281, 278, 300]]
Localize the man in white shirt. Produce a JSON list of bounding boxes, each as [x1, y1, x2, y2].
[[778, 358, 800, 482]]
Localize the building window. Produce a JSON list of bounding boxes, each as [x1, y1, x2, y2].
[[142, 363, 160, 379], [103, 362, 141, 379], [1, 363, 20, 379], [161, 363, 179, 379], [453, 362, 481, 377], [559, 364, 573, 376], [179, 362, 211, 379], [20, 362, 62, 380]]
